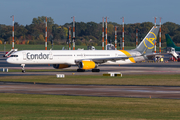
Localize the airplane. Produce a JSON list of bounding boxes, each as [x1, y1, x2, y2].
[[7, 26, 160, 73], [166, 34, 180, 53], [165, 34, 180, 61]]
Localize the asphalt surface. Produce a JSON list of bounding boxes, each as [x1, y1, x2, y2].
[[1, 51, 180, 99], [0, 82, 180, 99]]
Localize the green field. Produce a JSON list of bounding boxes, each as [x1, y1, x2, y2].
[[0, 44, 136, 51], [1, 74, 180, 86], [1, 75, 180, 119], [0, 93, 180, 120]]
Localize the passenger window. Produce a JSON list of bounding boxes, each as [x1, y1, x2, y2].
[[10, 55, 18, 57]]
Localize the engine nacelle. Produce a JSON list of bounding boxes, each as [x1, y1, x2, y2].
[[78, 61, 96, 70], [53, 64, 71, 69]]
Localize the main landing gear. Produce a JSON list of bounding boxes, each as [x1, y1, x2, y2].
[[21, 64, 25, 73], [92, 69, 100, 72], [77, 69, 85, 72], [77, 68, 100, 72]]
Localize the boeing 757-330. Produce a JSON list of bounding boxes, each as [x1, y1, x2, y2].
[[7, 26, 160, 73]]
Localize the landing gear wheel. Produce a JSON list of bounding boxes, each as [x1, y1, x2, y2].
[[21, 64, 26, 73], [77, 69, 85, 72], [92, 69, 100, 72]]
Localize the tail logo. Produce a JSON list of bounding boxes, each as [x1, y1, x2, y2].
[[166, 38, 173, 46], [143, 32, 157, 49]]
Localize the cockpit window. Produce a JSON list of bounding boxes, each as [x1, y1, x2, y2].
[[10, 55, 18, 57]]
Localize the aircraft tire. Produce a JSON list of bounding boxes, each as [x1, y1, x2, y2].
[[92, 69, 100, 72], [22, 70, 25, 73], [77, 69, 85, 72]]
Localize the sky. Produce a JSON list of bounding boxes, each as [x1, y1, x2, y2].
[[0, 0, 180, 26]]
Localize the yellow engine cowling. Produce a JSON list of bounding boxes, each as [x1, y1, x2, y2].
[[53, 64, 71, 69], [79, 61, 96, 70]]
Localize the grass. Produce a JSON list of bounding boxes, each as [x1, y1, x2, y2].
[[0, 93, 180, 119], [1, 74, 180, 86], [0, 74, 180, 119]]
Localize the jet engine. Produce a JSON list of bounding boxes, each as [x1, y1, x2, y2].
[[53, 64, 71, 69], [78, 61, 96, 70]]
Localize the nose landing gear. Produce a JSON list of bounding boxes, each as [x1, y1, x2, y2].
[[21, 64, 25, 73]]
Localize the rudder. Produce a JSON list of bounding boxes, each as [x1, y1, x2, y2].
[[135, 26, 160, 54], [165, 34, 176, 48]]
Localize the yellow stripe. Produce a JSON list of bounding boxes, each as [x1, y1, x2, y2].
[[119, 50, 136, 63]]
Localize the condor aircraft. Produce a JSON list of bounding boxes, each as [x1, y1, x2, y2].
[[7, 26, 159, 73]]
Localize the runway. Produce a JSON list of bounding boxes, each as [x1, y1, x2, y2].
[[1, 51, 180, 99]]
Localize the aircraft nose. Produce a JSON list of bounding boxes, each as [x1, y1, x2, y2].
[[6, 57, 12, 63]]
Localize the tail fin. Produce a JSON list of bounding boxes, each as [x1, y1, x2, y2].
[[135, 26, 160, 54], [165, 34, 176, 48]]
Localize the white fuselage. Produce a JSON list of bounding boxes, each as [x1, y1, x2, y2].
[[7, 50, 145, 65]]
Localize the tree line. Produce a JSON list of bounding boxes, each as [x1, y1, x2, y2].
[[0, 16, 180, 47]]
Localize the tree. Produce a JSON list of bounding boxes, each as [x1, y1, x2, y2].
[[1, 17, 180, 46], [14, 22, 27, 40], [173, 34, 180, 43], [32, 16, 54, 24], [38, 34, 44, 41]]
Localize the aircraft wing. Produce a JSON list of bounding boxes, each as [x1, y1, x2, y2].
[[75, 56, 129, 64]]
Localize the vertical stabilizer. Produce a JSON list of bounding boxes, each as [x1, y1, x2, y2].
[[135, 26, 160, 54], [165, 34, 176, 48]]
